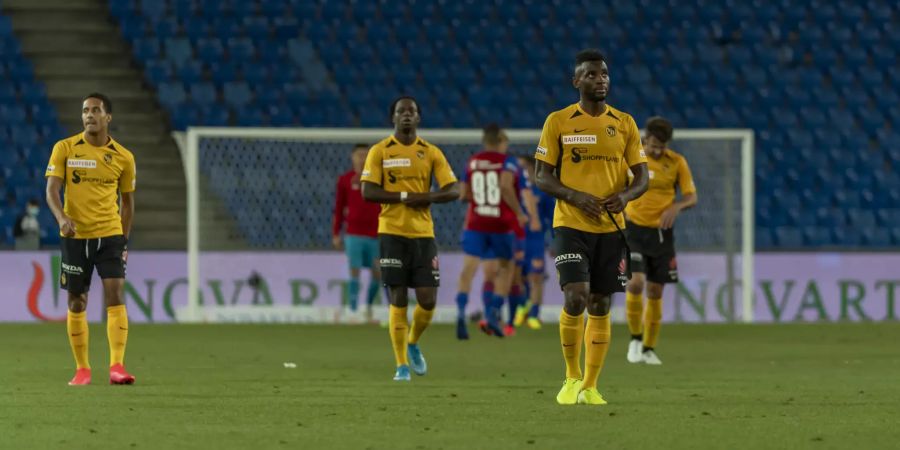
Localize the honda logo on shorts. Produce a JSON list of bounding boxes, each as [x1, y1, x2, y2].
[[379, 258, 402, 268], [554, 253, 583, 264]]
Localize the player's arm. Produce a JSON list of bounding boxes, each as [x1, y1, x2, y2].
[[424, 147, 460, 205], [601, 162, 648, 213], [458, 181, 470, 201], [601, 116, 650, 213], [332, 176, 346, 248], [45, 142, 75, 237], [45, 176, 75, 237], [426, 181, 460, 204], [522, 188, 540, 231], [534, 160, 604, 217], [659, 157, 698, 229], [500, 170, 527, 224], [119, 154, 137, 240], [121, 191, 134, 239], [458, 164, 470, 202], [361, 181, 411, 204]]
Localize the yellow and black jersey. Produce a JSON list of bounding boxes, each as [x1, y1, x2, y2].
[[535, 103, 646, 234], [45, 133, 137, 239], [625, 148, 696, 228], [360, 135, 457, 238]]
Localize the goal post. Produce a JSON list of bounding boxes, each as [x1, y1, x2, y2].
[[673, 129, 755, 323], [180, 127, 754, 324]]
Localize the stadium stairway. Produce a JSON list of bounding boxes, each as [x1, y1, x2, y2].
[[2, 0, 239, 249]]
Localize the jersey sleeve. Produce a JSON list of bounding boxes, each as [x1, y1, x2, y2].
[[535, 113, 560, 166], [503, 155, 519, 173], [360, 145, 383, 185], [45, 141, 67, 179], [677, 155, 697, 195], [120, 153, 137, 193], [432, 147, 458, 188], [623, 115, 647, 167]]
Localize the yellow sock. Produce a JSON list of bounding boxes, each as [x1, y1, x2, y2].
[[559, 309, 584, 380], [67, 310, 90, 369], [625, 291, 644, 336], [582, 314, 611, 390], [408, 305, 434, 344], [107, 305, 129, 366], [388, 305, 409, 366], [643, 298, 663, 349]]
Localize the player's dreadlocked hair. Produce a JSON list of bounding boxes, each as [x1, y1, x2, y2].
[[482, 123, 508, 146], [645, 116, 674, 143]]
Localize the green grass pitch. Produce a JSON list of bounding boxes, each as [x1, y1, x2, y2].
[[1, 323, 898, 449]]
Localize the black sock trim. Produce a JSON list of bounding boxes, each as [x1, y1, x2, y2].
[[642, 346, 654, 353], [631, 334, 643, 341]]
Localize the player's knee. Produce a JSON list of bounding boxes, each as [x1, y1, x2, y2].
[[387, 286, 408, 307], [627, 277, 644, 294], [414, 289, 437, 310], [417, 298, 436, 310], [587, 294, 611, 316], [68, 294, 87, 312], [647, 283, 664, 299], [562, 285, 589, 314]]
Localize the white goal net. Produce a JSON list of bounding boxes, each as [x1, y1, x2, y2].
[[177, 127, 753, 324]]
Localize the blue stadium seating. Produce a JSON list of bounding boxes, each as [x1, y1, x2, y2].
[[0, 12, 65, 246], [100, 0, 900, 249]]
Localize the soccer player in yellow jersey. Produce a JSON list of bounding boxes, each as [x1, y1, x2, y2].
[[45, 93, 137, 386], [534, 50, 649, 405], [361, 96, 460, 381], [624, 117, 697, 365]]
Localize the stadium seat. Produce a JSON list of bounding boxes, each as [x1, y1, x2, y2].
[[223, 82, 253, 108], [100, 0, 900, 249], [189, 82, 217, 107], [164, 37, 192, 68], [803, 227, 834, 246], [775, 227, 804, 248]]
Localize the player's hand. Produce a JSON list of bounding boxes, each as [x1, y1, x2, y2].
[[567, 191, 604, 217], [528, 216, 541, 232], [517, 213, 529, 227], [600, 192, 628, 214], [57, 216, 76, 237], [332, 235, 343, 250], [404, 192, 432, 209], [659, 205, 681, 229]]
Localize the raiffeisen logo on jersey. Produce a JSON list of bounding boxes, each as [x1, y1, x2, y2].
[[562, 135, 597, 145]]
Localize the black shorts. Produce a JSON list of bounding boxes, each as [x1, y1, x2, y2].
[[60, 235, 127, 295], [379, 234, 440, 288], [624, 221, 678, 284], [552, 227, 628, 295]]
